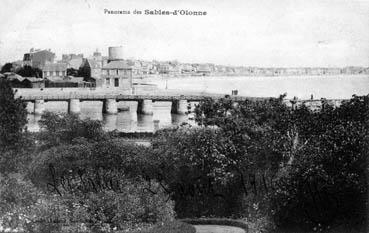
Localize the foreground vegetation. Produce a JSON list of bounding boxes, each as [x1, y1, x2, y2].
[[0, 78, 367, 232]]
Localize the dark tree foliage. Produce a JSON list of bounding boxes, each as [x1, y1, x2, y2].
[[16, 65, 42, 78], [66, 68, 79, 76], [27, 140, 174, 231], [270, 95, 369, 229], [0, 78, 27, 150], [191, 94, 368, 229], [151, 127, 245, 217], [0, 79, 30, 174], [0, 63, 14, 73], [78, 65, 91, 79], [148, 96, 294, 218], [38, 112, 107, 148]]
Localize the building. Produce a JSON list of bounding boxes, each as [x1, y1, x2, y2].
[[140, 61, 152, 75], [67, 57, 84, 70], [181, 64, 195, 74], [42, 63, 67, 78], [25, 77, 45, 88], [196, 64, 211, 75], [158, 62, 170, 74], [45, 76, 90, 88], [101, 60, 133, 89], [62, 53, 83, 62], [99, 46, 133, 90], [92, 49, 103, 63], [2, 72, 44, 88], [23, 49, 55, 68]]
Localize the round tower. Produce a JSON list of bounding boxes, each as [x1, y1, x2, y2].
[[108, 46, 124, 62]]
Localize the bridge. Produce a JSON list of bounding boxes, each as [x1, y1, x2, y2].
[[17, 92, 345, 115], [18, 93, 270, 115], [19, 93, 263, 102]]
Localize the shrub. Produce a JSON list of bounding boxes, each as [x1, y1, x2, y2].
[[38, 112, 107, 148], [0, 173, 40, 232], [150, 127, 248, 218], [186, 94, 368, 229], [0, 78, 27, 151], [22, 183, 174, 232], [270, 95, 368, 229], [26, 140, 175, 232]]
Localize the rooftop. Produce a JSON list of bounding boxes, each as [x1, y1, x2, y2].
[[42, 63, 67, 72], [102, 60, 132, 70]]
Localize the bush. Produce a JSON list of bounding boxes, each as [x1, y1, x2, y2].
[[38, 112, 107, 148], [26, 140, 174, 232], [270, 95, 368, 229], [21, 183, 174, 232], [0, 173, 40, 232], [150, 127, 248, 218], [185, 95, 368, 230], [0, 78, 27, 151]]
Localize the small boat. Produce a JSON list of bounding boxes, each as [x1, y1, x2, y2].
[[118, 106, 130, 112]]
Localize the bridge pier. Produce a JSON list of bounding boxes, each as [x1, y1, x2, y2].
[[138, 100, 153, 115], [68, 99, 81, 114], [128, 101, 138, 131], [26, 102, 34, 114], [103, 99, 118, 114], [153, 120, 160, 132], [34, 100, 45, 115], [171, 100, 188, 114]]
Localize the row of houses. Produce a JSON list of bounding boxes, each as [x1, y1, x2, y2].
[[0, 72, 92, 88], [19, 48, 369, 79], [225, 66, 369, 76], [3, 47, 368, 90], [14, 47, 133, 90]]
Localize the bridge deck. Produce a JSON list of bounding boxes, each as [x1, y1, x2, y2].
[[18, 94, 269, 102]]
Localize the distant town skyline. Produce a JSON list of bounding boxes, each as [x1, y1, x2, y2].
[[0, 0, 368, 67]]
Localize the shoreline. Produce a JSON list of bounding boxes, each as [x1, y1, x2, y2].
[[135, 73, 369, 79]]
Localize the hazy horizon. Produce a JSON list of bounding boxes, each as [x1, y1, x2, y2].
[[1, 0, 368, 67]]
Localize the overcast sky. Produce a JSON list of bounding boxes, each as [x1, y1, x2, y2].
[[0, 0, 368, 67]]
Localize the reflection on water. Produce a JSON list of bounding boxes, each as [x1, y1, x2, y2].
[[27, 101, 196, 132]]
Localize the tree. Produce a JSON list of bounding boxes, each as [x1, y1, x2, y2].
[[38, 112, 107, 148], [16, 65, 42, 78], [1, 63, 14, 73], [66, 68, 79, 76], [193, 94, 368, 229], [151, 127, 243, 217], [270, 95, 369, 229], [0, 78, 27, 150]]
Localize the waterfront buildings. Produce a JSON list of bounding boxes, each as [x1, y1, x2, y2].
[[62, 53, 83, 61], [196, 64, 211, 75], [2, 46, 366, 89], [101, 60, 133, 89], [66, 57, 84, 70], [100, 46, 133, 90], [42, 63, 67, 78], [23, 49, 55, 68]]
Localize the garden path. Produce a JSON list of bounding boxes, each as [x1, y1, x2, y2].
[[194, 225, 245, 233]]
